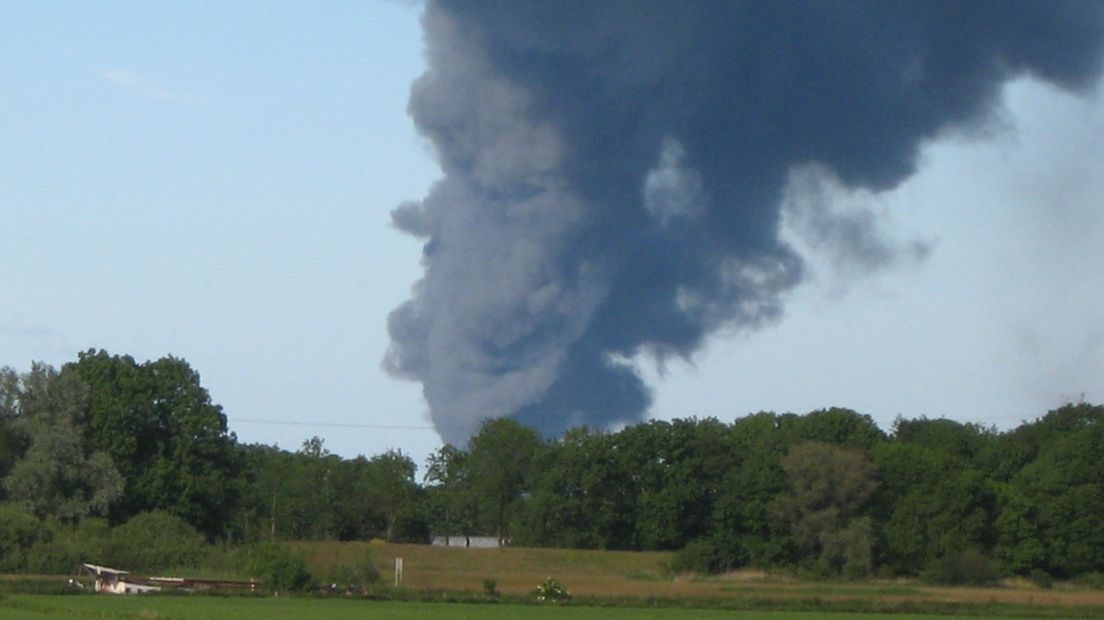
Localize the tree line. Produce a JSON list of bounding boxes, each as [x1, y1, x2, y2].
[[1, 350, 1102, 584]]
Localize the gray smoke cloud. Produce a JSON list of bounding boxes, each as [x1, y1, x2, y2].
[[384, 0, 1104, 445]]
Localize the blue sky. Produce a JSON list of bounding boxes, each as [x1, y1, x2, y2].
[[3, 2, 1102, 473]]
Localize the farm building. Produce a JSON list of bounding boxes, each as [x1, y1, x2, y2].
[[431, 535, 504, 548]]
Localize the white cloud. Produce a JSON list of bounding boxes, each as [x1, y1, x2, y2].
[[98, 68, 205, 104]]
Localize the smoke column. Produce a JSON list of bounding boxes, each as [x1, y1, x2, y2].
[[385, 0, 1104, 445]]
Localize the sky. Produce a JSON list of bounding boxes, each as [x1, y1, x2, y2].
[[3, 2, 1102, 473]]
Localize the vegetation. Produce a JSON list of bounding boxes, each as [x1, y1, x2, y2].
[[2, 352, 1104, 590], [9, 596, 1097, 620]]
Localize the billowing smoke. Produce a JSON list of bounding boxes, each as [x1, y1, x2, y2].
[[385, 0, 1104, 445]]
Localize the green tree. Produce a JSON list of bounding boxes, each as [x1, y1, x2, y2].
[[996, 405, 1104, 577], [788, 407, 886, 450], [892, 416, 996, 465], [515, 427, 637, 549], [871, 441, 995, 575], [0, 367, 28, 489], [234, 443, 330, 541], [1, 363, 123, 521], [776, 441, 878, 577], [67, 351, 240, 538], [337, 451, 426, 543], [467, 418, 543, 544], [424, 444, 482, 543], [619, 418, 736, 550], [711, 412, 792, 568]]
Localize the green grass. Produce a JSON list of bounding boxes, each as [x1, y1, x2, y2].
[[0, 595, 1069, 620]]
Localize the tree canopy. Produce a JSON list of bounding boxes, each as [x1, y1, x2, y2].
[[1, 351, 1102, 583]]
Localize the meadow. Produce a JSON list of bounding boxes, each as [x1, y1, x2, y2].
[[295, 542, 1104, 610], [2, 542, 1102, 619], [0, 596, 1079, 620]]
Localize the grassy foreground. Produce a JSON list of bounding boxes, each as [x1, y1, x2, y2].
[[0, 596, 1072, 620], [3, 542, 1101, 618]]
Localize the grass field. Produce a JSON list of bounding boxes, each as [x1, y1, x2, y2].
[[294, 542, 1104, 609], [3, 542, 1101, 619], [0, 596, 1073, 620]]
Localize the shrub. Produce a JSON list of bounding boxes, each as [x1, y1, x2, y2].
[[16, 517, 113, 575], [325, 549, 380, 591], [669, 537, 744, 575], [1075, 572, 1104, 589], [670, 539, 725, 574], [238, 543, 313, 593], [0, 504, 46, 572], [921, 548, 1001, 586], [483, 577, 498, 596], [534, 577, 570, 602], [104, 511, 207, 572], [1030, 568, 1054, 589]]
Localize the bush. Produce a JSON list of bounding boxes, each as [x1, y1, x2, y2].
[[1030, 568, 1054, 589], [922, 548, 1001, 586], [534, 577, 570, 602], [325, 549, 380, 591], [669, 537, 744, 575], [12, 517, 113, 575], [0, 504, 47, 572], [670, 539, 724, 574], [1075, 572, 1104, 589], [483, 578, 498, 596], [104, 511, 207, 571], [238, 543, 313, 593]]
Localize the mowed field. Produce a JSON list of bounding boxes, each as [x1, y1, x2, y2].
[[295, 542, 1104, 609], [0, 597, 1072, 620]]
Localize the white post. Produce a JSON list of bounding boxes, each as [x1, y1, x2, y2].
[[394, 557, 404, 587]]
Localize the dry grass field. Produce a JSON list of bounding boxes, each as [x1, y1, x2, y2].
[[293, 542, 1104, 610]]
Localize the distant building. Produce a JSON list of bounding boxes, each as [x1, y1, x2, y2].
[[431, 535, 504, 548]]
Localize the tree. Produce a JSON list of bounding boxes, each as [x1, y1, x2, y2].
[[776, 441, 878, 577], [67, 350, 239, 538], [0, 367, 28, 489], [871, 441, 995, 575], [788, 408, 885, 450], [711, 412, 792, 568], [995, 405, 1104, 577], [424, 444, 481, 543], [327, 449, 426, 543], [467, 418, 543, 544], [515, 427, 637, 549], [1, 363, 123, 521]]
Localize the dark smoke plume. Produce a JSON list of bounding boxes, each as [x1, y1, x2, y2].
[[385, 0, 1104, 445]]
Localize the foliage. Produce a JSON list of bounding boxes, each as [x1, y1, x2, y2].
[[466, 418, 543, 544], [483, 577, 498, 596], [325, 549, 381, 590], [1031, 568, 1054, 589], [1, 364, 123, 521], [0, 503, 46, 571], [776, 442, 877, 577], [238, 542, 313, 592], [67, 350, 240, 539], [669, 538, 734, 574], [921, 547, 1001, 586], [5, 356, 1104, 584], [1075, 572, 1104, 589], [234, 441, 428, 544], [103, 510, 208, 571], [534, 577, 570, 602]]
